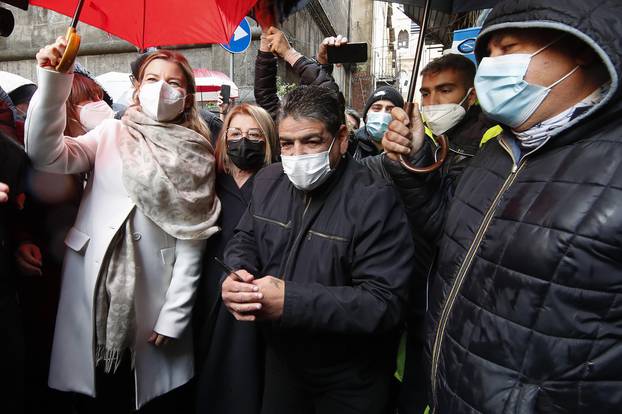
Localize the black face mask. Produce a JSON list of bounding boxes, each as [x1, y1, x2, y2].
[[226, 138, 266, 172]]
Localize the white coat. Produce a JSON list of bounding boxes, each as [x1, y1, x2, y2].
[[25, 67, 207, 408]]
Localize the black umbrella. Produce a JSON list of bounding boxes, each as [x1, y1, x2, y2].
[[385, 0, 501, 173]]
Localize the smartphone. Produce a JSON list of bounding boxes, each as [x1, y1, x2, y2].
[[220, 84, 231, 104], [327, 42, 368, 64]]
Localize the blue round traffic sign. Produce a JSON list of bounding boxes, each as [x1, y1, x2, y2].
[[221, 17, 252, 54]]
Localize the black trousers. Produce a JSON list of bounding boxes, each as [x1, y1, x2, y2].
[[261, 345, 396, 414], [0, 293, 25, 414]]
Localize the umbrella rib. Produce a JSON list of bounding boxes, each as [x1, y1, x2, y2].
[[216, 3, 228, 45]]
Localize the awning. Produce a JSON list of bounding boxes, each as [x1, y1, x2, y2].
[[193, 69, 239, 102]]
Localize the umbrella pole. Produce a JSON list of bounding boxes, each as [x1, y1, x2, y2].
[[399, 0, 449, 173], [56, 0, 85, 73], [406, 0, 431, 103]]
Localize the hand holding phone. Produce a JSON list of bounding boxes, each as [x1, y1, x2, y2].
[[326, 42, 368, 64], [220, 84, 231, 105], [317, 34, 348, 64]]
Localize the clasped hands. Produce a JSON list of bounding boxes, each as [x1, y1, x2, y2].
[[221, 270, 285, 322]]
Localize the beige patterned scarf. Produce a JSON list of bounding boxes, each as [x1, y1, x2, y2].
[[95, 108, 221, 372]]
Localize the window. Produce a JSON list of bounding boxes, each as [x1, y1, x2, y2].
[[397, 30, 409, 49]]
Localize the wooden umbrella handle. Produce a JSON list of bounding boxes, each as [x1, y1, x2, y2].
[[56, 27, 81, 73], [398, 101, 448, 174]]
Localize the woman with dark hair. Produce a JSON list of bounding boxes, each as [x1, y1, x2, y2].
[[194, 103, 278, 414], [25, 37, 220, 413]]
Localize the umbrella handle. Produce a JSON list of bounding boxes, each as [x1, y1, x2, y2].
[[56, 27, 81, 73], [398, 102, 448, 174]]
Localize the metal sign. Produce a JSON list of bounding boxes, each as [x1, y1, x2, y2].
[[220, 17, 251, 54], [451, 26, 481, 64]]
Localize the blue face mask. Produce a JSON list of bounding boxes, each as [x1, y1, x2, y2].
[[474, 36, 579, 128], [365, 111, 392, 142]]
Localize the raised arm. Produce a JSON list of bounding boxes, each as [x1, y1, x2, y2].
[[25, 37, 99, 174]]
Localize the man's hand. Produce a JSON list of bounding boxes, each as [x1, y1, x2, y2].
[[36, 36, 67, 69], [0, 182, 8, 203], [265, 27, 292, 58], [382, 105, 426, 161], [260, 27, 271, 52], [148, 331, 171, 347], [253, 276, 285, 321], [16, 243, 43, 276], [221, 269, 263, 321], [317, 35, 348, 65]]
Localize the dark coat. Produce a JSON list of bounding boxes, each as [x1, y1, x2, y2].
[[254, 51, 339, 120], [224, 156, 415, 402], [0, 132, 28, 414], [382, 0, 622, 411], [349, 126, 382, 160], [374, 105, 496, 414], [194, 173, 264, 414], [199, 109, 224, 146]]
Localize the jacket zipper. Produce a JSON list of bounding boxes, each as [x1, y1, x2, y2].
[[430, 140, 525, 412], [282, 194, 312, 279], [307, 229, 349, 242], [253, 214, 292, 229]]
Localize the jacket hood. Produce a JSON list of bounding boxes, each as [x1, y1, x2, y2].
[[474, 0, 620, 133]]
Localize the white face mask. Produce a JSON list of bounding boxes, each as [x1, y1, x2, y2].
[[421, 88, 472, 136], [281, 136, 337, 191], [138, 80, 186, 122], [79, 100, 115, 131]]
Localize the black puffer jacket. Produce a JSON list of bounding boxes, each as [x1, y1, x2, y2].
[[254, 51, 339, 120], [383, 0, 622, 412]]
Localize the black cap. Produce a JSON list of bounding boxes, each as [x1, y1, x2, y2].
[[8, 84, 37, 106], [363, 86, 404, 119]]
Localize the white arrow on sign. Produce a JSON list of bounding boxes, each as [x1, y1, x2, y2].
[[233, 25, 249, 42]]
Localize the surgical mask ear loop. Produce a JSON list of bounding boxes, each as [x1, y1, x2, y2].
[[530, 34, 567, 58], [459, 87, 474, 110], [547, 65, 580, 89], [325, 134, 338, 168], [528, 33, 579, 89]]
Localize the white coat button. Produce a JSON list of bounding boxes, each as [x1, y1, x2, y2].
[[132, 232, 142, 241]]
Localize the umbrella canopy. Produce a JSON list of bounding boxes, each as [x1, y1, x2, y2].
[[29, 0, 259, 49], [94, 71, 133, 105], [193, 68, 239, 102], [392, 0, 499, 14], [0, 71, 34, 94]]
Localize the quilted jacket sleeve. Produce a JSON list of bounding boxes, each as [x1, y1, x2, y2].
[[382, 141, 448, 244], [292, 56, 339, 92], [254, 51, 280, 121]]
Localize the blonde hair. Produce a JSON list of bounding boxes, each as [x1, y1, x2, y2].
[[132, 50, 213, 152], [215, 103, 279, 174]]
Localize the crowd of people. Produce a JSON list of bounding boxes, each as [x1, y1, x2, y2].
[[1, 0, 621, 413]]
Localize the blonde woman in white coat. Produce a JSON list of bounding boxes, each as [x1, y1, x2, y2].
[[25, 37, 221, 412]]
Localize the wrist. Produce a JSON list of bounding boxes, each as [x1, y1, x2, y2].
[[283, 48, 302, 66]]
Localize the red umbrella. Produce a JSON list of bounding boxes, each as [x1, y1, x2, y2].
[[30, 0, 258, 49]]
